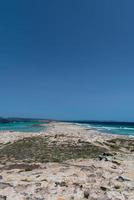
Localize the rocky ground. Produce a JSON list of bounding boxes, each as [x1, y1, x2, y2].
[[0, 122, 134, 200]]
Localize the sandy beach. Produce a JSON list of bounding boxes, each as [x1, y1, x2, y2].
[[0, 122, 134, 200]]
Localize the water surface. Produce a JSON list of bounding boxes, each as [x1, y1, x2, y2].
[[68, 121, 134, 136], [0, 121, 46, 132]]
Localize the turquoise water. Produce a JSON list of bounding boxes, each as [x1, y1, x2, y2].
[[0, 121, 46, 132], [72, 121, 134, 136], [86, 124, 134, 136], [81, 123, 134, 136]]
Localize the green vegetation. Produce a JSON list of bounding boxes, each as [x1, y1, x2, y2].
[[0, 136, 106, 163]]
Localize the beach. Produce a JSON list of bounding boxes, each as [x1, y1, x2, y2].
[[0, 122, 134, 200]]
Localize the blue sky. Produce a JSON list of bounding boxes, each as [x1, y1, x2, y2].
[[0, 0, 134, 121]]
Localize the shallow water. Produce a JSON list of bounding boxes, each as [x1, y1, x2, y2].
[[0, 121, 46, 132]]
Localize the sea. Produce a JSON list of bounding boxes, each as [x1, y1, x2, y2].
[[69, 121, 134, 137], [0, 121, 46, 132], [1, 119, 134, 136]]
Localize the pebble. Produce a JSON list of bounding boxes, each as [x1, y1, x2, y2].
[[84, 191, 90, 199], [100, 186, 108, 191]]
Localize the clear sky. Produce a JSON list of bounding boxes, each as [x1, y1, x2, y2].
[[0, 0, 134, 121]]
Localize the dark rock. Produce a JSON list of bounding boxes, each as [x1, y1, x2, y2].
[[100, 186, 108, 191], [112, 160, 121, 165], [114, 185, 121, 189], [111, 165, 117, 169], [55, 181, 68, 187], [84, 191, 89, 199], [116, 176, 130, 182], [70, 196, 74, 200], [99, 155, 112, 161], [102, 152, 115, 156], [0, 195, 7, 200], [106, 157, 113, 161], [99, 155, 105, 161], [80, 184, 83, 189], [99, 152, 116, 162], [78, 139, 82, 143]]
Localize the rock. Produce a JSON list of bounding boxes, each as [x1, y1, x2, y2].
[[35, 183, 41, 187], [116, 176, 130, 182], [70, 196, 74, 200], [99, 155, 112, 161], [100, 186, 108, 191], [78, 139, 82, 143], [80, 184, 83, 189], [105, 157, 113, 161], [0, 182, 12, 189], [114, 185, 121, 190], [111, 165, 117, 169], [103, 152, 115, 156], [0, 195, 7, 200], [55, 181, 68, 187], [98, 155, 103, 161], [99, 152, 116, 162], [112, 160, 121, 165], [73, 182, 83, 189], [84, 191, 89, 199], [0, 175, 2, 180]]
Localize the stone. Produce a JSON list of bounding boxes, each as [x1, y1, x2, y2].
[[0, 182, 12, 189], [114, 185, 121, 190], [105, 157, 113, 161], [100, 186, 108, 191], [98, 155, 103, 161], [0, 195, 7, 200], [112, 160, 121, 165], [99, 155, 112, 161], [116, 176, 130, 182], [55, 181, 68, 187], [70, 196, 74, 200], [84, 191, 90, 199], [102, 152, 115, 156]]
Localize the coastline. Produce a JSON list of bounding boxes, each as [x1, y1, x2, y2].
[[0, 122, 118, 144], [0, 122, 134, 199]]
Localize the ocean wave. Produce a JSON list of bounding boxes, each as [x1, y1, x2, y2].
[[77, 123, 134, 136], [92, 126, 134, 131]]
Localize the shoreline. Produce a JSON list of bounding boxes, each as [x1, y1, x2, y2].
[[0, 121, 133, 142]]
